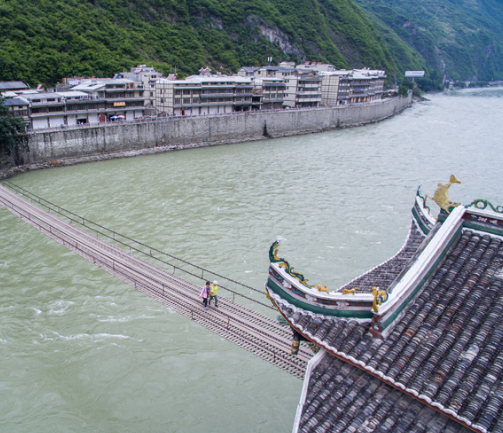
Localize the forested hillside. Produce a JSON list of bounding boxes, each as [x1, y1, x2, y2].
[[0, 0, 501, 88], [355, 0, 503, 83], [0, 0, 413, 87]]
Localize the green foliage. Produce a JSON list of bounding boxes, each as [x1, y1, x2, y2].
[[354, 0, 503, 84], [0, 0, 397, 86], [0, 97, 29, 165], [1, 0, 500, 88], [398, 84, 409, 97]]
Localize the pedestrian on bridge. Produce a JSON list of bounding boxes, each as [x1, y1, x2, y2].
[[200, 281, 211, 310], [209, 280, 218, 307]]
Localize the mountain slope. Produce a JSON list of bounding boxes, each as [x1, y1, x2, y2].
[[0, 0, 399, 86], [354, 0, 503, 82]]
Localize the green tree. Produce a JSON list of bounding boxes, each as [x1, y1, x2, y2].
[[0, 97, 29, 166]]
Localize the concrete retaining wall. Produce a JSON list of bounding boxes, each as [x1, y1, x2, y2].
[[26, 95, 411, 164]]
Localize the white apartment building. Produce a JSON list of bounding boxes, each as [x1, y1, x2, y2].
[[20, 92, 73, 129], [250, 77, 286, 110], [154, 75, 254, 116], [338, 68, 387, 104], [72, 78, 145, 122], [255, 66, 322, 108], [119, 65, 163, 112]]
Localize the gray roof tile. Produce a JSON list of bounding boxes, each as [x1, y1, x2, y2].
[[299, 353, 473, 432], [283, 227, 503, 432]]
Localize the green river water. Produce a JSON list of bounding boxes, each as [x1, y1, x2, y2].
[[1, 88, 503, 432]]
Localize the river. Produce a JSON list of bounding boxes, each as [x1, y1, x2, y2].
[[1, 87, 502, 432]]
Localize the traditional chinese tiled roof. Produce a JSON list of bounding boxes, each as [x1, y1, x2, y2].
[[338, 221, 428, 294], [275, 227, 503, 432], [0, 81, 29, 90], [299, 351, 473, 433]]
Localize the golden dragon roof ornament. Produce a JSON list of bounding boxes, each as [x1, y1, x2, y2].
[[427, 174, 461, 214]]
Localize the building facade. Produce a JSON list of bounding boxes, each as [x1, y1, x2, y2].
[[71, 78, 145, 123], [338, 68, 387, 104], [254, 66, 322, 108], [2, 97, 30, 124], [119, 65, 164, 112], [154, 75, 254, 116], [250, 77, 286, 110]]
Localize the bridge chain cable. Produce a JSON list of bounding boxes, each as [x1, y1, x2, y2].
[[3, 181, 273, 311], [0, 184, 312, 376]]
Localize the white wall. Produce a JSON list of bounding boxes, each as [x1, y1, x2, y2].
[[32, 118, 49, 130], [49, 116, 65, 128]]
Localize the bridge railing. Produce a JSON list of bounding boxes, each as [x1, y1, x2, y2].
[[3, 180, 275, 311]]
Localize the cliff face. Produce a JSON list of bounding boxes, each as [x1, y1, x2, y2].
[[0, 0, 501, 87]]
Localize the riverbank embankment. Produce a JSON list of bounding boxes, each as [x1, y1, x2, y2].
[[1, 94, 411, 180]]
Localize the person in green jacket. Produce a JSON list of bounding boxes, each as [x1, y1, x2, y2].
[[209, 280, 218, 307]]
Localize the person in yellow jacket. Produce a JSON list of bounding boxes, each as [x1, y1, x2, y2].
[[209, 280, 219, 307]]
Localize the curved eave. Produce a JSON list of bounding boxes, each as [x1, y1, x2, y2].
[[412, 195, 436, 235], [267, 267, 374, 319]]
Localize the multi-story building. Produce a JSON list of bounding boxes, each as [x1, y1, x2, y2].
[[71, 78, 145, 122], [20, 92, 70, 129], [254, 65, 322, 108], [291, 71, 322, 108], [154, 75, 254, 116], [237, 67, 260, 77], [19, 91, 98, 129], [295, 62, 349, 107], [244, 62, 386, 107], [338, 68, 386, 104], [119, 65, 164, 112], [2, 97, 30, 124], [250, 77, 286, 110], [9, 79, 145, 130]]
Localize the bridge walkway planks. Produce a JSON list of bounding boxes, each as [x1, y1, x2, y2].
[[0, 184, 312, 378]]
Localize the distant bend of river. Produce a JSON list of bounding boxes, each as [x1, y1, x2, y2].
[[1, 87, 502, 433]]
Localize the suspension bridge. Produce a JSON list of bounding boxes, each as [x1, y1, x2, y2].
[[0, 182, 312, 378]]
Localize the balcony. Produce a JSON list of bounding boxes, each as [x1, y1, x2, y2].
[[262, 97, 284, 103], [297, 90, 322, 96], [201, 84, 237, 89], [200, 93, 234, 98], [173, 85, 201, 91], [198, 101, 235, 107], [30, 111, 65, 117], [295, 96, 321, 103], [31, 100, 64, 106], [97, 95, 145, 101]]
